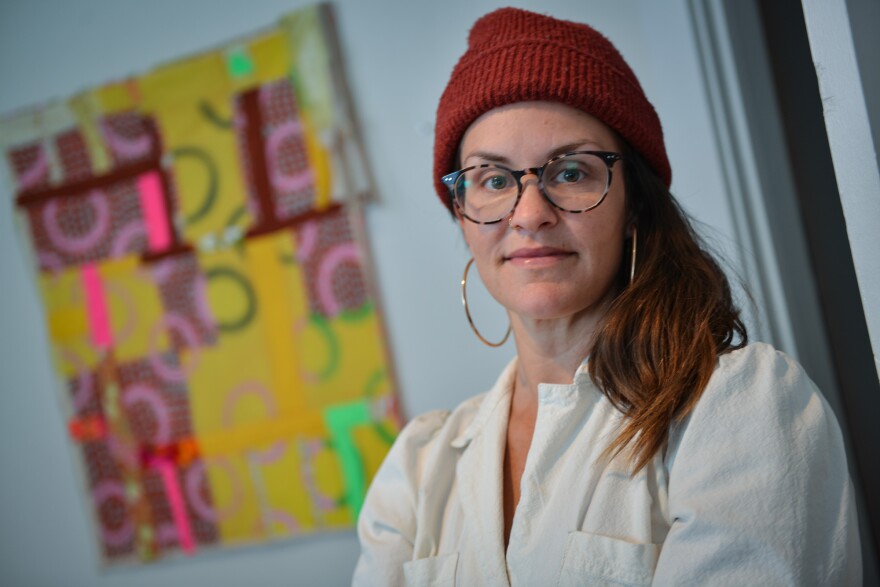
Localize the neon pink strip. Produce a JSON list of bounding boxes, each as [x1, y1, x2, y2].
[[155, 458, 196, 555], [137, 171, 171, 252], [81, 263, 113, 348]]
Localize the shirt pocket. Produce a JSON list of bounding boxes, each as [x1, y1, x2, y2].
[[403, 552, 459, 586], [558, 531, 660, 587]]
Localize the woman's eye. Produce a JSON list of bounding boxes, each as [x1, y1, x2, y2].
[[484, 175, 509, 190], [555, 167, 586, 183]]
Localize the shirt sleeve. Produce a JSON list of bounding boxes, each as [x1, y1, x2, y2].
[[351, 409, 450, 587], [653, 344, 862, 586]]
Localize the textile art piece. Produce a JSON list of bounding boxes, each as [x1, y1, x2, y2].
[[0, 4, 401, 565]]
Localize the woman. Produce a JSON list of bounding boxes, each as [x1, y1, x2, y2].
[[354, 8, 861, 586]]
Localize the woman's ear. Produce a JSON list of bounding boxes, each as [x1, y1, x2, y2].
[[624, 194, 642, 237], [625, 218, 638, 238]]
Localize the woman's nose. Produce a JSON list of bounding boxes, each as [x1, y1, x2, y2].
[[508, 176, 558, 232]]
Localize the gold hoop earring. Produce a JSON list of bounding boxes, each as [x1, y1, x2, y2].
[[629, 226, 638, 285], [461, 258, 511, 347]]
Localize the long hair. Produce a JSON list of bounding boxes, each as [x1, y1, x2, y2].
[[590, 142, 748, 473]]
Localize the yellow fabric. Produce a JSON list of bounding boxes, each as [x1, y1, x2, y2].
[[139, 54, 249, 245], [312, 440, 351, 528], [352, 418, 396, 487], [302, 115, 332, 209], [100, 256, 168, 364], [246, 233, 306, 415], [201, 454, 262, 543], [298, 307, 390, 409], [39, 257, 168, 375], [40, 268, 100, 377], [97, 80, 140, 114], [41, 268, 89, 344], [198, 414, 326, 457], [250, 441, 316, 534], [231, 32, 291, 93]]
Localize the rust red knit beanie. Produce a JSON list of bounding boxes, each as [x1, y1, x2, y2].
[[433, 7, 671, 211]]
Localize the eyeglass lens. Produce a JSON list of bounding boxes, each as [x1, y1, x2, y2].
[[452, 153, 610, 223]]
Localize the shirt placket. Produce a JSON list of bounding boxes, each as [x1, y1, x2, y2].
[[505, 382, 577, 585]]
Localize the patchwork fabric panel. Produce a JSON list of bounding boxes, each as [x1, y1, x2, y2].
[[1, 4, 398, 566]]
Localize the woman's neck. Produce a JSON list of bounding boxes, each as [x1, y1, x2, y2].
[[509, 311, 599, 411]]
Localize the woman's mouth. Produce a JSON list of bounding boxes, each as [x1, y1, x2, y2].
[[504, 247, 575, 267]]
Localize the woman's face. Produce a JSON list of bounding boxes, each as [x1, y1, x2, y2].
[[458, 101, 629, 324]]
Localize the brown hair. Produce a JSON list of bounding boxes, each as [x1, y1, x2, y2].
[[590, 142, 747, 473]]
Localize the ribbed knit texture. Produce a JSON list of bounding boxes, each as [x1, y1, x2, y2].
[[433, 8, 671, 210]]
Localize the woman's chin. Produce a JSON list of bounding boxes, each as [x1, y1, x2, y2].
[[502, 283, 616, 325], [508, 298, 593, 323]]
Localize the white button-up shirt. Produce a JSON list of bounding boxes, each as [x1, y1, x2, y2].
[[353, 343, 861, 586]]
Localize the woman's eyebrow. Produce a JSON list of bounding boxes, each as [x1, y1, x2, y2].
[[463, 140, 607, 167], [462, 150, 511, 165], [547, 140, 605, 158]]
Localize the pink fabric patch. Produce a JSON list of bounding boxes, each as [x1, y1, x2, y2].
[[81, 263, 113, 349], [137, 171, 171, 252], [154, 459, 196, 555]]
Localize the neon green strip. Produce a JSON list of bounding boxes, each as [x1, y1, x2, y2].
[[226, 47, 254, 79], [323, 401, 370, 521]]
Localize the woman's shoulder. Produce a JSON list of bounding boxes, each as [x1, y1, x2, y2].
[[713, 340, 810, 382], [695, 341, 827, 408], [368, 389, 496, 500], [392, 389, 491, 458], [657, 347, 860, 585], [394, 395, 481, 450], [392, 359, 516, 458], [704, 341, 826, 413], [667, 341, 843, 466]]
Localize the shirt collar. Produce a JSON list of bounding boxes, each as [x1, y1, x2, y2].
[[449, 355, 595, 449], [450, 358, 517, 449]]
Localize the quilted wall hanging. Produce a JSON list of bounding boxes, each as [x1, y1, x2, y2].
[[0, 3, 401, 566]]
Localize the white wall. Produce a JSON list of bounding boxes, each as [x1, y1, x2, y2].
[[0, 1, 745, 585], [800, 0, 880, 383]]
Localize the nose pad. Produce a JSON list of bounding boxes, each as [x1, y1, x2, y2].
[[510, 175, 557, 229], [517, 173, 545, 204]]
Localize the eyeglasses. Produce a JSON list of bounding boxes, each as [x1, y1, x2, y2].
[[441, 151, 623, 224]]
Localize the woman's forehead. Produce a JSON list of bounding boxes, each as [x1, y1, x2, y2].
[[459, 101, 619, 163]]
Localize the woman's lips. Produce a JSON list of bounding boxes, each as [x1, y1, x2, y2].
[[505, 247, 575, 267]]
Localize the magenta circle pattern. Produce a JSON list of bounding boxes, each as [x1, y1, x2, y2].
[[185, 459, 243, 522], [93, 480, 134, 548], [317, 243, 361, 317], [122, 383, 172, 445], [42, 190, 111, 254], [148, 313, 202, 383]]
